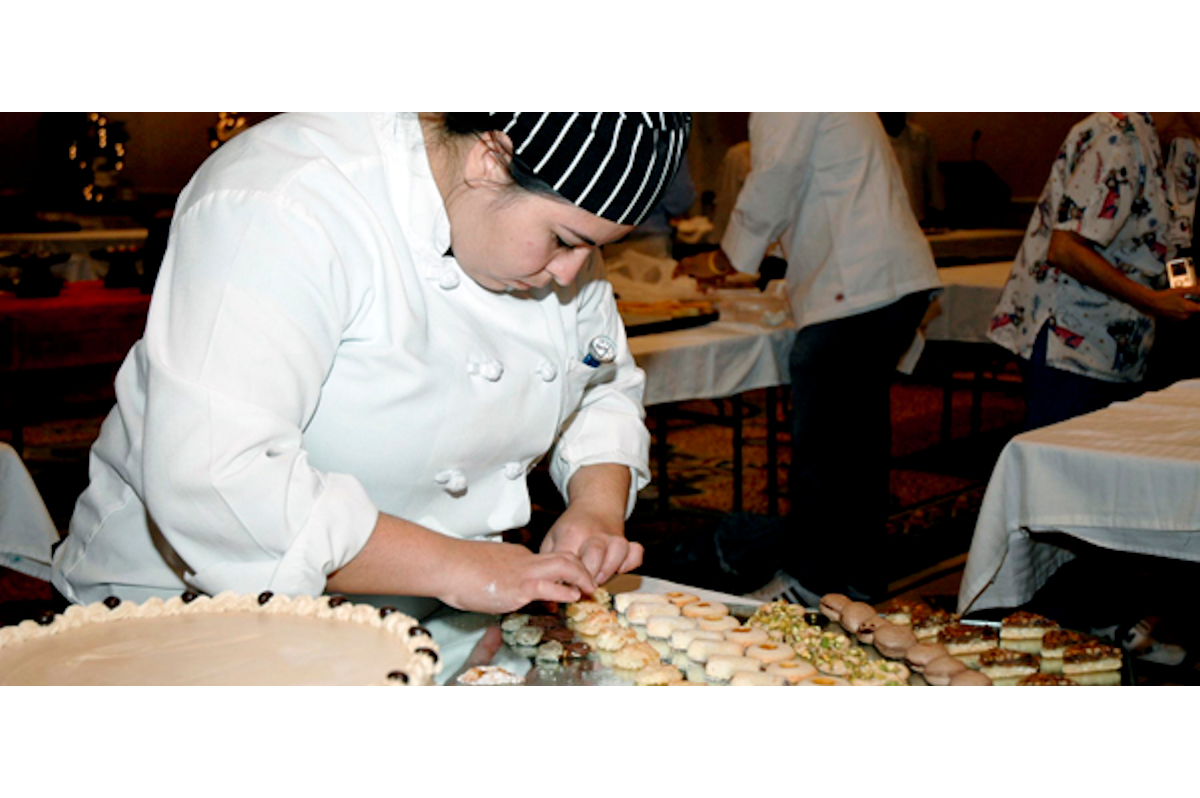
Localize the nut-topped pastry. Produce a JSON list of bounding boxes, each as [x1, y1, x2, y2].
[[1040, 629, 1097, 673], [1062, 642, 1123, 685], [978, 646, 1041, 685], [999, 610, 1059, 653], [938, 622, 999, 667], [913, 609, 957, 642]]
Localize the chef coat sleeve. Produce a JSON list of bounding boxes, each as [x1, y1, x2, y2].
[[721, 112, 817, 274], [1054, 120, 1138, 249], [138, 189, 379, 597], [549, 253, 651, 518]]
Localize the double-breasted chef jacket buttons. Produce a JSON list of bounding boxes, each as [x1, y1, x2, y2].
[[502, 461, 525, 480], [466, 356, 504, 382], [434, 468, 468, 494], [536, 360, 558, 382]]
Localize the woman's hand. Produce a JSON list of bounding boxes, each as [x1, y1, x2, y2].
[[438, 540, 598, 615], [541, 503, 643, 587], [540, 463, 642, 587]]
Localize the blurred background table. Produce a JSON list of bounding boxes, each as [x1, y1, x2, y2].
[[628, 319, 795, 514], [0, 280, 150, 451], [926, 228, 1023, 265], [958, 379, 1200, 615]]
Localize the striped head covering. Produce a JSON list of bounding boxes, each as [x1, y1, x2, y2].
[[488, 112, 691, 226]]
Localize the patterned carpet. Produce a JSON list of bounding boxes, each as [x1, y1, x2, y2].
[[616, 379, 1027, 596]]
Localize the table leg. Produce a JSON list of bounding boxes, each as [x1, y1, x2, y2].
[[654, 405, 670, 514], [732, 394, 743, 513], [766, 386, 778, 516]]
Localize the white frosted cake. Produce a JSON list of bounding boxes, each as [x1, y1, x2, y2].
[[0, 591, 441, 686]]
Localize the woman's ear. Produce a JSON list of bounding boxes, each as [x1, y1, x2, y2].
[[463, 130, 515, 187]]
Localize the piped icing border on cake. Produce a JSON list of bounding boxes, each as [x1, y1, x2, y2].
[[0, 591, 442, 686]]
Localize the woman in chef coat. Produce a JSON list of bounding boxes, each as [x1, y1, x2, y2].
[[51, 112, 691, 616]]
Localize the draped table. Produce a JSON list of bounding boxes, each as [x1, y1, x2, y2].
[[958, 379, 1200, 615], [628, 319, 796, 513]]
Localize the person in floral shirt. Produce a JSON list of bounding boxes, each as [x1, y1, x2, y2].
[[989, 112, 1200, 429]]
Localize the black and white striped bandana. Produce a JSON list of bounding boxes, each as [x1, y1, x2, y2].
[[488, 112, 691, 226]]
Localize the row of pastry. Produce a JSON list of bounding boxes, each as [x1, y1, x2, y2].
[[857, 598, 1124, 686], [559, 589, 906, 685]]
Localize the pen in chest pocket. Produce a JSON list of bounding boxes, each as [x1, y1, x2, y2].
[[582, 335, 616, 368]]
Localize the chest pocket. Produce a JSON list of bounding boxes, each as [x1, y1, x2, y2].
[[560, 361, 618, 427]]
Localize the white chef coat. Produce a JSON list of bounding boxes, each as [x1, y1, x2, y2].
[[722, 112, 942, 331], [52, 112, 651, 605]]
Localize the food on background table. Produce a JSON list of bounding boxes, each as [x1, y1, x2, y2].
[[697, 614, 742, 632], [725, 625, 771, 647], [645, 614, 698, 640], [626, 600, 682, 625], [745, 642, 796, 664], [634, 663, 685, 686], [798, 675, 851, 686]]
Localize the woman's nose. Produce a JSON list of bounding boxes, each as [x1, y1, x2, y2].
[[547, 248, 591, 286]]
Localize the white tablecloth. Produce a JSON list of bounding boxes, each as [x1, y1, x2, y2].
[[0, 228, 149, 282], [629, 320, 795, 407], [958, 380, 1200, 614], [924, 261, 1011, 345], [0, 442, 60, 581]]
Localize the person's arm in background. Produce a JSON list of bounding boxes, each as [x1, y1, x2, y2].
[[676, 113, 817, 281], [1048, 230, 1200, 321]]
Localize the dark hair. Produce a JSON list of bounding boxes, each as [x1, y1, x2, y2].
[[440, 113, 560, 201]]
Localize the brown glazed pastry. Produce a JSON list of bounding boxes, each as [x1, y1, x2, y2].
[[855, 614, 890, 645], [819, 593, 852, 622], [904, 642, 951, 673], [948, 669, 993, 686], [922, 655, 969, 686], [873, 622, 919, 659], [838, 602, 877, 633]]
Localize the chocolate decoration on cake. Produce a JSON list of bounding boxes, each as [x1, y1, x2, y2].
[[327, 596, 347, 608], [415, 647, 439, 664], [408, 626, 432, 638], [386, 671, 410, 684], [103, 596, 121, 610], [181, 591, 200, 603], [36, 611, 56, 626], [379, 606, 397, 618], [257, 591, 274, 605]]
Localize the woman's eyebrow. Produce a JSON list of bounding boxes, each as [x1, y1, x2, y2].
[[564, 227, 597, 247]]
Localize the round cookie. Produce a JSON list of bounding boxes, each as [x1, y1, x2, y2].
[[873, 622, 918, 659], [766, 659, 818, 684], [949, 669, 993, 686], [855, 614, 889, 645], [730, 671, 784, 686], [745, 641, 795, 664], [838, 601, 876, 634], [798, 675, 851, 686], [725, 626, 771, 648], [681, 600, 730, 619], [819, 593, 852, 622], [923, 655, 968, 686], [634, 663, 684, 686], [905, 642, 951, 673]]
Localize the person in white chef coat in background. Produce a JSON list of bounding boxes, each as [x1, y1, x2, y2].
[[51, 112, 691, 618]]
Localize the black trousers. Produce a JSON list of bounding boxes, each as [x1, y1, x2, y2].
[[783, 290, 934, 600]]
